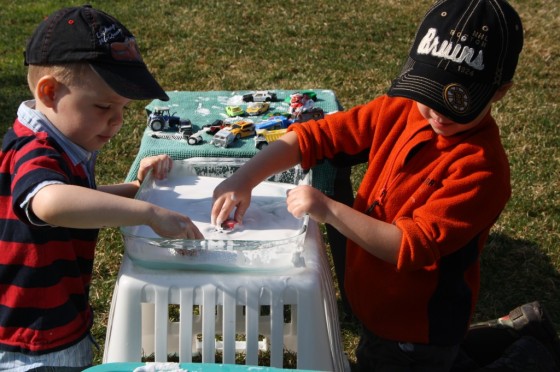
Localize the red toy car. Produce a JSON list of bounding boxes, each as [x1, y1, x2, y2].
[[288, 93, 315, 118], [220, 218, 238, 231], [202, 119, 226, 134]]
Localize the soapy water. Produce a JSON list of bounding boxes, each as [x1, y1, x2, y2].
[[132, 175, 303, 240], [124, 174, 307, 270]]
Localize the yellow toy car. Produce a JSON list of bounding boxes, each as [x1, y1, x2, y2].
[[228, 120, 256, 139], [246, 102, 270, 116], [254, 128, 288, 150]]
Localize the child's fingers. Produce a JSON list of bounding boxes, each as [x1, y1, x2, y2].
[[210, 196, 229, 226], [146, 155, 172, 179]]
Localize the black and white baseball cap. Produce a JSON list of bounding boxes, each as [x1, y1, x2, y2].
[[388, 0, 523, 123]]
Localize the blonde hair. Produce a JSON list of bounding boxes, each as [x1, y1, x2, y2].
[[27, 62, 92, 94]]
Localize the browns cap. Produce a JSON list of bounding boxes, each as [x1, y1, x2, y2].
[[24, 5, 169, 101], [387, 0, 523, 123]]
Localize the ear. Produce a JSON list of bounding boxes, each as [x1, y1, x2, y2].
[[491, 82, 514, 103], [35, 76, 59, 108]]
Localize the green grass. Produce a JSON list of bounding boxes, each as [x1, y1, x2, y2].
[[1, 0, 559, 369]]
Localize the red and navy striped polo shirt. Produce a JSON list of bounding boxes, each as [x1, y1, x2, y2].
[[0, 120, 97, 354]]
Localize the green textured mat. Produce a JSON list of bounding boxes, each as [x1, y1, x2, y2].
[[125, 90, 344, 195]]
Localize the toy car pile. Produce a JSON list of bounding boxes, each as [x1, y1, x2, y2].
[[146, 90, 323, 148]]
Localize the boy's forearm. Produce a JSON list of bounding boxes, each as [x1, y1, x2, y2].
[[233, 131, 302, 188], [98, 182, 140, 198], [324, 198, 402, 265], [31, 184, 153, 228]]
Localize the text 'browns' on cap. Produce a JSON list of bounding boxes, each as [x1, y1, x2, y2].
[[25, 5, 169, 101], [387, 0, 523, 123]]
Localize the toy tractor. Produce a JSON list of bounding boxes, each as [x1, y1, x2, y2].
[[147, 106, 193, 138]]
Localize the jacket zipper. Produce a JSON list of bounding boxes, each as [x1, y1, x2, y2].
[[364, 141, 405, 215], [363, 142, 428, 214], [364, 190, 385, 214], [364, 173, 402, 214]]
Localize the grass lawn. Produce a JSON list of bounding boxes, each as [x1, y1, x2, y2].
[[0, 0, 558, 369]]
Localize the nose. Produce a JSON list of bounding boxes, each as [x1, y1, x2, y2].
[[109, 109, 124, 127], [430, 109, 452, 124]]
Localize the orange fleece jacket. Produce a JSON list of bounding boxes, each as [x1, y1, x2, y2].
[[288, 95, 511, 345]]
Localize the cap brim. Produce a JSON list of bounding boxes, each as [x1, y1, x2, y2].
[[387, 58, 497, 124], [90, 62, 169, 101]]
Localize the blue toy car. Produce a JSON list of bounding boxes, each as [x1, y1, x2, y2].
[[254, 115, 293, 131]]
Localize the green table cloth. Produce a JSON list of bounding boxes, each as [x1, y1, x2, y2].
[[125, 90, 344, 195]]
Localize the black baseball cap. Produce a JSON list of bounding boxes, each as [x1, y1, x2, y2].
[[387, 0, 523, 123], [24, 5, 169, 101]]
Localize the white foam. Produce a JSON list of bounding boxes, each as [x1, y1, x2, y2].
[[132, 175, 302, 241], [125, 173, 307, 270]]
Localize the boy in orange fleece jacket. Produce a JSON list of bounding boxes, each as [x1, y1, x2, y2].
[[212, 0, 524, 369]]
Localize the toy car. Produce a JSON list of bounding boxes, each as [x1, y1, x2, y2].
[[246, 102, 270, 116], [254, 115, 293, 131], [242, 90, 277, 102], [210, 129, 236, 148], [187, 129, 205, 145], [284, 90, 317, 103], [254, 128, 288, 150], [293, 107, 325, 123], [219, 218, 238, 231], [147, 106, 193, 138], [202, 119, 226, 134], [225, 105, 244, 117], [228, 120, 256, 139], [288, 93, 315, 118], [264, 110, 292, 119]]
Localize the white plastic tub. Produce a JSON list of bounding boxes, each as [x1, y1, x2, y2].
[[121, 158, 310, 271]]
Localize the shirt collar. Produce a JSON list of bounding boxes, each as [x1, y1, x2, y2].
[[17, 100, 96, 166]]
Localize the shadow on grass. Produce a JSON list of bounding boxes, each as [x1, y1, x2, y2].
[[476, 232, 560, 325]]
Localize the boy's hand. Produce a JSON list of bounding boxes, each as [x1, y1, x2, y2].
[[149, 206, 204, 239], [137, 154, 173, 184], [211, 177, 252, 227], [286, 185, 330, 223]]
